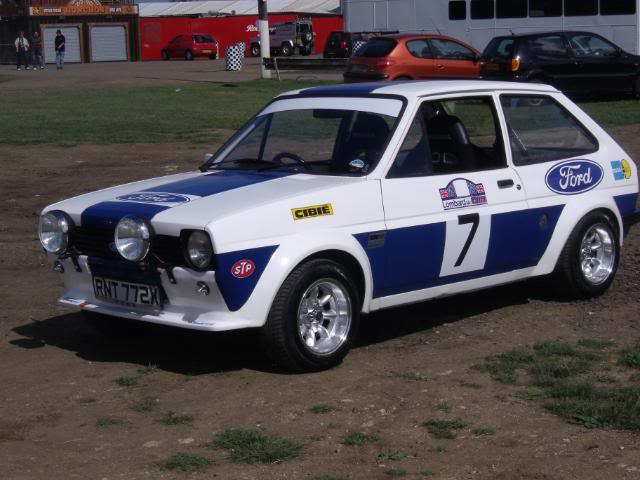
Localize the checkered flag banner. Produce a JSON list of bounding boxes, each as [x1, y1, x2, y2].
[[352, 40, 367, 56], [225, 43, 245, 71]]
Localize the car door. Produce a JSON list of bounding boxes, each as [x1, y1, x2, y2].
[[428, 38, 479, 78], [377, 94, 531, 305], [524, 35, 576, 91], [167, 36, 179, 57], [404, 38, 436, 78], [566, 33, 631, 91]]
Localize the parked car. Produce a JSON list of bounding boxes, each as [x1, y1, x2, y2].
[[39, 81, 639, 372], [323, 31, 369, 58], [480, 31, 640, 97], [344, 34, 481, 82], [250, 18, 314, 57], [161, 34, 219, 61]]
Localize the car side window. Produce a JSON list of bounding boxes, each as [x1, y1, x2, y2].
[[568, 34, 619, 59], [430, 38, 476, 61], [525, 35, 569, 59], [388, 97, 506, 178], [406, 39, 433, 59], [500, 95, 598, 166]]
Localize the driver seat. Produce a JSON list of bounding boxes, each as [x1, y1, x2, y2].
[[333, 112, 390, 170]]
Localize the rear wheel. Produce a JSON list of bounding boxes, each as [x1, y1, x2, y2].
[[208, 54, 217, 60], [632, 75, 640, 99], [393, 76, 412, 81], [260, 259, 360, 372], [553, 212, 619, 299], [185, 50, 193, 61], [251, 43, 260, 57], [161, 50, 170, 61], [280, 43, 292, 57]]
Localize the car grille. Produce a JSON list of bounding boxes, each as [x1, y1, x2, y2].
[[73, 227, 185, 266]]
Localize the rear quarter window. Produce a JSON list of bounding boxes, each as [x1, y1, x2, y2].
[[355, 38, 397, 57], [500, 95, 598, 166]]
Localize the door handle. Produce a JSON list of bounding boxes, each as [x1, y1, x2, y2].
[[437, 64, 445, 69], [497, 179, 514, 189]]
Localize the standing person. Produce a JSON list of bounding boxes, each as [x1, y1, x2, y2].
[[54, 29, 65, 70], [31, 30, 44, 70], [14, 31, 30, 70]]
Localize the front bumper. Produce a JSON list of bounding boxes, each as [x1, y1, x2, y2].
[[52, 254, 258, 332]]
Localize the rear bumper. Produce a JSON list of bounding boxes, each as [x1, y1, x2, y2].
[[343, 71, 389, 83]]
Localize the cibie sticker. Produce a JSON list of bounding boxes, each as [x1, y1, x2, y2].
[[545, 160, 603, 195], [231, 259, 255, 279], [611, 159, 632, 181], [116, 192, 192, 205], [439, 178, 487, 210], [291, 203, 333, 221]]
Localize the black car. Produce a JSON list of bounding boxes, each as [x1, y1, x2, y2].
[[323, 31, 368, 58], [480, 31, 640, 98]]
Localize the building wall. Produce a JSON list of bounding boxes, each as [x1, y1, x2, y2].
[[343, 0, 640, 54], [139, 14, 343, 60]]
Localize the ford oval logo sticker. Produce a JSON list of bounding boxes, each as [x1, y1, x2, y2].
[[545, 160, 603, 195], [117, 192, 191, 204]]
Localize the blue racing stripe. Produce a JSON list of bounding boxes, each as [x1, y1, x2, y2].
[[356, 205, 565, 298], [298, 83, 386, 96], [614, 193, 639, 219], [81, 170, 293, 230]]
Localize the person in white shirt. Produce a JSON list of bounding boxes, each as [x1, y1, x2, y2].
[[15, 31, 30, 70]]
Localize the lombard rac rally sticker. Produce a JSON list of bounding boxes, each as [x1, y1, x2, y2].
[[116, 192, 193, 206], [545, 160, 603, 195], [439, 178, 487, 210], [611, 159, 632, 181], [231, 259, 255, 279]]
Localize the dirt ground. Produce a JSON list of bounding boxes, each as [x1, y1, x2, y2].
[[0, 124, 639, 480]]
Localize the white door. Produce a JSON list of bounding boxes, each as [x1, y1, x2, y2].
[[44, 26, 82, 63], [376, 94, 539, 305], [90, 25, 127, 62]]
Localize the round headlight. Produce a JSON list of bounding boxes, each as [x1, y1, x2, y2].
[[39, 210, 72, 254], [114, 215, 153, 262], [186, 230, 213, 270]]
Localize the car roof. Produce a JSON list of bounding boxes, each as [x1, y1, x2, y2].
[[492, 30, 598, 40], [282, 80, 558, 100], [378, 33, 459, 41]]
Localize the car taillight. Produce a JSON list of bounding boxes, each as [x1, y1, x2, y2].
[[374, 58, 396, 68], [511, 56, 521, 72], [341, 40, 347, 49]]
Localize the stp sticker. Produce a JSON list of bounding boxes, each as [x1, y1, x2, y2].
[[231, 259, 255, 279]]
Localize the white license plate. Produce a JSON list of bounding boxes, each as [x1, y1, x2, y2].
[[93, 277, 162, 309], [202, 49, 212, 53]]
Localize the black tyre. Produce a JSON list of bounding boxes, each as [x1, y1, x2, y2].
[[260, 259, 360, 372], [161, 50, 170, 61], [281, 43, 292, 57], [632, 75, 640, 99], [83, 311, 147, 340], [208, 54, 217, 60], [553, 211, 619, 299], [185, 50, 194, 61], [300, 47, 312, 56], [251, 43, 260, 57]]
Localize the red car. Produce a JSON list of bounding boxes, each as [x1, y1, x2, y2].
[[161, 34, 219, 61], [344, 34, 481, 82]]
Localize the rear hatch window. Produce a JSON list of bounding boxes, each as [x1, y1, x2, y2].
[[354, 38, 397, 58], [481, 38, 516, 75], [193, 35, 214, 43]]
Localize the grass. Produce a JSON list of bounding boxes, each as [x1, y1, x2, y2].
[[376, 450, 408, 462], [158, 453, 212, 472], [479, 339, 640, 431], [96, 416, 127, 427], [421, 469, 435, 477], [114, 376, 138, 387], [137, 363, 159, 376], [131, 397, 158, 413], [435, 401, 451, 413], [157, 411, 194, 426], [311, 476, 350, 480], [208, 429, 303, 464], [422, 419, 467, 440], [341, 431, 379, 446], [309, 403, 340, 414], [579, 100, 640, 127], [383, 468, 407, 477], [0, 80, 328, 145], [472, 426, 496, 436]]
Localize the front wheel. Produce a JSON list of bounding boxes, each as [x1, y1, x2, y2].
[[185, 50, 193, 61], [161, 50, 170, 61], [280, 43, 292, 57], [251, 43, 260, 57], [260, 259, 360, 372], [553, 212, 619, 299]]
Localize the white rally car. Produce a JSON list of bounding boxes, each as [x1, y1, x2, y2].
[[39, 81, 639, 371]]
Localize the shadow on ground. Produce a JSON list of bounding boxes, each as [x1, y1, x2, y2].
[[11, 280, 550, 375]]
